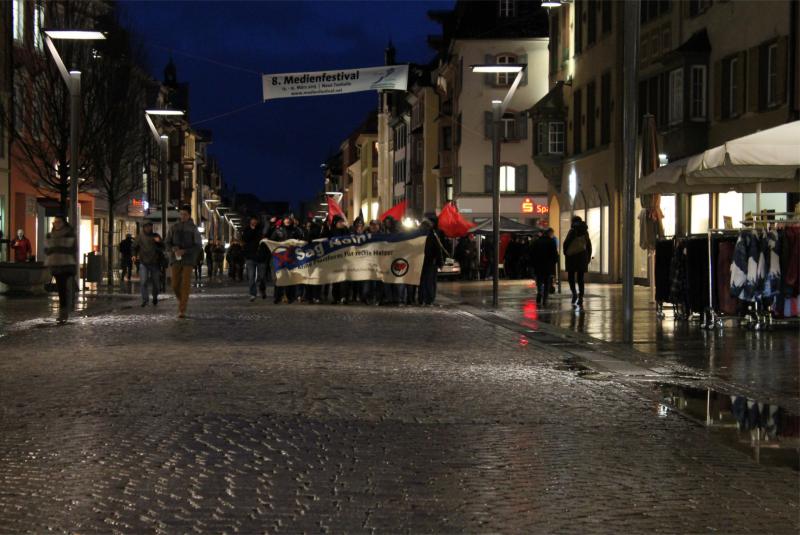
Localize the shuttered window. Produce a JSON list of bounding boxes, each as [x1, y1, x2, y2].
[[669, 68, 683, 125], [549, 122, 565, 154], [573, 88, 582, 154], [600, 72, 611, 144], [690, 65, 706, 120], [536, 122, 547, 155], [586, 80, 596, 150], [766, 44, 778, 107]]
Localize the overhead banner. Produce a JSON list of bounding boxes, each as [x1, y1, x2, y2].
[[266, 231, 426, 287], [262, 65, 409, 100]]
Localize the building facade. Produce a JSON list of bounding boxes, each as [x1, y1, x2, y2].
[[430, 1, 552, 227], [534, 0, 798, 283]]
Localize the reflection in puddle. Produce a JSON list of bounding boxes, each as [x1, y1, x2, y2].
[[657, 383, 799, 471]]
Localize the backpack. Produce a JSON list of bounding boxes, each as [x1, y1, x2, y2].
[[565, 235, 586, 256]]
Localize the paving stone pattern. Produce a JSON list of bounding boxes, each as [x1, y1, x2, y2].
[[0, 287, 797, 533]]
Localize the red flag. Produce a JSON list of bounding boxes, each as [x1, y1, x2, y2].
[[379, 200, 407, 222], [326, 195, 346, 225], [438, 202, 475, 238]]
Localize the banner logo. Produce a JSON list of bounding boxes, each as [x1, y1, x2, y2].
[[391, 258, 409, 277]]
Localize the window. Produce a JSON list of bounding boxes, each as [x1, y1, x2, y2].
[[13, 78, 24, 134], [0, 103, 4, 158], [455, 113, 462, 146], [668, 68, 683, 125], [537, 122, 547, 155], [724, 56, 739, 118], [573, 88, 582, 154], [13, 0, 24, 43], [600, 72, 611, 144], [688, 0, 711, 17], [588, 206, 601, 272], [549, 122, 565, 154], [500, 165, 515, 192], [574, 0, 583, 55], [33, 2, 44, 51], [499, 0, 515, 18], [586, 80, 596, 150], [587, 0, 597, 46], [662, 27, 671, 52], [441, 126, 452, 151], [496, 55, 517, 86], [601, 0, 612, 34], [690, 65, 706, 120], [690, 194, 710, 234], [501, 114, 515, 139], [766, 43, 778, 106]]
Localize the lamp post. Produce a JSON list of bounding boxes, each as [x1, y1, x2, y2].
[[44, 30, 105, 267], [145, 109, 184, 235], [471, 63, 526, 308]]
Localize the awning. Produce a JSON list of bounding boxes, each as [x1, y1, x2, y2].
[[639, 120, 800, 194]]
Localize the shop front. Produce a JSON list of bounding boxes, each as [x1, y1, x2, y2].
[[456, 194, 550, 228]]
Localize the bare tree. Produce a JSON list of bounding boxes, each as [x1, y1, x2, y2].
[[12, 1, 106, 214], [84, 19, 150, 285]]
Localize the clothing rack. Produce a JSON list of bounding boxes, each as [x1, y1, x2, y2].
[[704, 228, 741, 329]]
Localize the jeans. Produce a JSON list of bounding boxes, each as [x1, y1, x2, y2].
[[170, 264, 193, 314], [140, 263, 160, 303], [246, 260, 265, 297], [54, 273, 74, 320], [568, 270, 585, 302]]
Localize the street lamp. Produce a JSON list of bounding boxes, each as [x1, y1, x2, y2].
[[470, 63, 525, 308], [44, 29, 106, 267], [145, 109, 185, 235]]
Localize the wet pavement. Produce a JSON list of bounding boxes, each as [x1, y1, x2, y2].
[[1, 282, 798, 533], [439, 280, 800, 406]]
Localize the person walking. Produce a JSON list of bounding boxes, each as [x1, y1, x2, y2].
[[10, 229, 32, 263], [204, 241, 214, 282], [165, 205, 203, 318], [562, 216, 592, 309], [270, 215, 304, 303], [329, 216, 350, 304], [44, 215, 77, 325], [242, 216, 265, 302], [531, 228, 559, 306], [119, 234, 134, 283], [212, 241, 226, 280], [133, 222, 164, 307]]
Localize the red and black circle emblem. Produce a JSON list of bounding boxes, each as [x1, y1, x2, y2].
[[391, 258, 409, 277]]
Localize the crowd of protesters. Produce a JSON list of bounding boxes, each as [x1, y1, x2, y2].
[[231, 213, 445, 307]]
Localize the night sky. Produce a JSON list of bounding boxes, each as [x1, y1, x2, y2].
[[119, 0, 453, 207]]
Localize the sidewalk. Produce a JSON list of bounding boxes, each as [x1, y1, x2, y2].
[[438, 280, 800, 406]]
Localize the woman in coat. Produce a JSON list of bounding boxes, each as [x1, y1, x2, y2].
[[44, 215, 78, 324], [562, 216, 592, 308]]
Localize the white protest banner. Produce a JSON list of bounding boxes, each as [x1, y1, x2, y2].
[[262, 65, 409, 101], [266, 231, 426, 287]]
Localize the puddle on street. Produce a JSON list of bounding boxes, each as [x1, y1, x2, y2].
[[656, 383, 799, 471]]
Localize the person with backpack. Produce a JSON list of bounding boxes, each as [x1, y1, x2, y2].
[[562, 216, 592, 309], [133, 222, 165, 307], [44, 215, 77, 325]]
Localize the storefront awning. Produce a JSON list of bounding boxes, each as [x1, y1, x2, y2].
[[640, 120, 800, 194]]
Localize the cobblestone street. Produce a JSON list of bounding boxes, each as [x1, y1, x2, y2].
[[1, 284, 798, 533]]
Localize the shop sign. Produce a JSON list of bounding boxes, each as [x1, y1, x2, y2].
[[521, 197, 549, 215], [128, 198, 146, 217]]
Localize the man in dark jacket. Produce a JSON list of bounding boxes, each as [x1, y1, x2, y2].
[[562, 216, 592, 308], [531, 228, 559, 305], [119, 234, 134, 282], [329, 215, 350, 304], [242, 216, 265, 301], [419, 217, 445, 305], [133, 222, 165, 307]]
